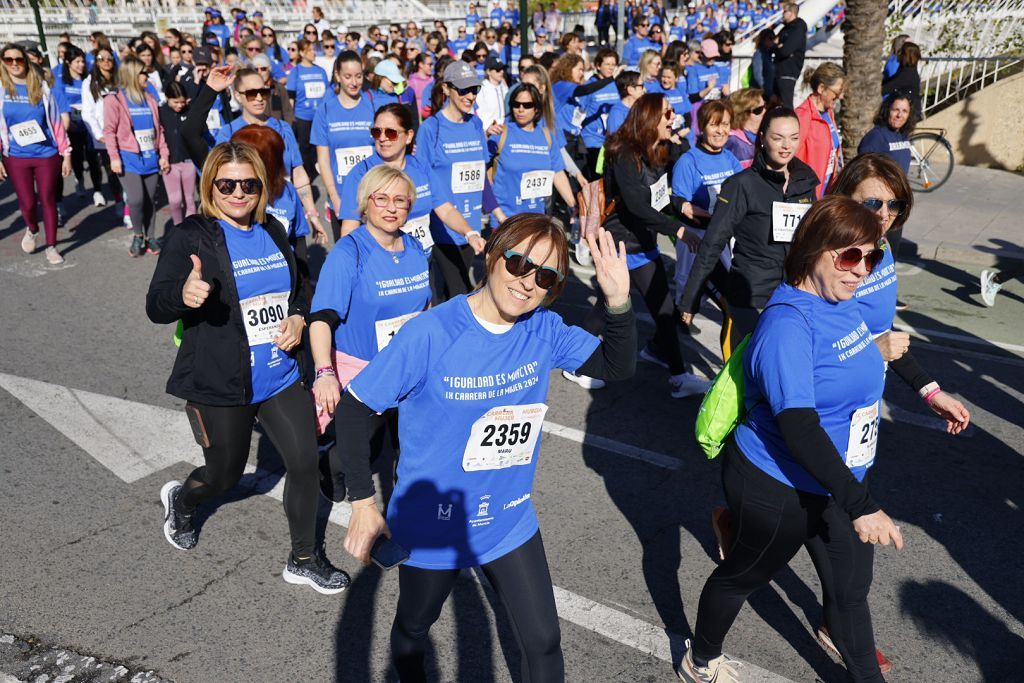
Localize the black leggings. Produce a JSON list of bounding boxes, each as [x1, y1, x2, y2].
[[392, 532, 563, 683], [96, 148, 123, 200], [176, 380, 320, 558], [431, 242, 475, 304], [68, 128, 97, 188], [993, 265, 1023, 284], [692, 440, 882, 683], [291, 118, 318, 182], [584, 257, 684, 374]]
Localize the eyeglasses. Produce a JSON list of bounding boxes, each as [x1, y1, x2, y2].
[[449, 83, 481, 96], [831, 246, 885, 272], [287, 47, 298, 52], [181, 47, 193, 53], [323, 43, 336, 49], [511, 100, 536, 110], [262, 32, 274, 38], [304, 29, 318, 35], [96, 56, 114, 63], [503, 250, 564, 289], [750, 105, 766, 115], [213, 177, 263, 195], [860, 198, 906, 216], [239, 87, 271, 101], [3, 56, 25, 66], [368, 192, 413, 210], [245, 46, 261, 53], [370, 126, 404, 140], [663, 109, 675, 120], [256, 66, 270, 72], [390, 29, 401, 34], [475, 52, 488, 59]]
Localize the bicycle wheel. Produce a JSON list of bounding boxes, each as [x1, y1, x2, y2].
[[908, 132, 954, 192]]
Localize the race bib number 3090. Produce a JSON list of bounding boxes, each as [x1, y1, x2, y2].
[[239, 291, 289, 347], [462, 403, 548, 472]]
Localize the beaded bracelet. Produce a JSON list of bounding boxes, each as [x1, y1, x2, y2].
[[315, 367, 337, 380]]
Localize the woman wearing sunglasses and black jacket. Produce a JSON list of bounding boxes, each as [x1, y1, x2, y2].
[[146, 141, 349, 595]]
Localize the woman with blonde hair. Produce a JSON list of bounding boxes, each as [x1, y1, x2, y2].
[[104, 56, 169, 257], [146, 141, 349, 595], [796, 61, 845, 196], [724, 87, 765, 169], [0, 42, 72, 264]]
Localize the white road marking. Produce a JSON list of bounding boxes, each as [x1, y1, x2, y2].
[[894, 323, 1024, 354], [0, 372, 792, 680]]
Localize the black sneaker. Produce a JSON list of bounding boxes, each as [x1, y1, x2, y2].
[[282, 548, 350, 595], [160, 480, 198, 550], [146, 237, 162, 255], [129, 235, 146, 258]]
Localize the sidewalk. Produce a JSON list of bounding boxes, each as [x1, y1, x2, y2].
[[901, 165, 1024, 266]]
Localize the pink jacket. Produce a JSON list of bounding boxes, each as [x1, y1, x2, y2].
[[102, 90, 169, 163]]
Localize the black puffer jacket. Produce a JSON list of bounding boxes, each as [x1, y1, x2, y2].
[[677, 150, 819, 312], [145, 214, 309, 406]]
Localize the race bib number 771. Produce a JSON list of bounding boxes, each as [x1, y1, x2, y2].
[[462, 403, 548, 472]]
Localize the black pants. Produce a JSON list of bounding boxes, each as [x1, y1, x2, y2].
[[774, 75, 797, 109], [68, 128, 100, 188], [585, 257, 684, 374], [597, 25, 610, 45], [993, 265, 1024, 284], [719, 299, 761, 361], [392, 532, 563, 683], [692, 440, 882, 682], [96, 148, 123, 200], [584, 146, 602, 181], [292, 118, 318, 182], [431, 242, 475, 304], [177, 380, 320, 558]]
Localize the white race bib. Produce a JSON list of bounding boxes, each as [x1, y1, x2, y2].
[[650, 174, 669, 211], [771, 201, 811, 243], [520, 170, 554, 201], [239, 292, 289, 347], [462, 403, 549, 472], [846, 401, 879, 468], [10, 120, 46, 145], [206, 109, 221, 130], [374, 311, 420, 351], [333, 145, 373, 180], [303, 80, 326, 100], [673, 113, 684, 130], [135, 128, 156, 152], [708, 183, 722, 213], [571, 107, 586, 128], [402, 214, 433, 250], [451, 160, 485, 194]]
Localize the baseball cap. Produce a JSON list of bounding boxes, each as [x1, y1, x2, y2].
[[253, 10, 263, 17], [374, 60, 406, 84], [208, 8, 222, 17], [443, 60, 481, 89], [535, 27, 547, 36], [193, 47, 213, 65], [484, 56, 506, 71], [700, 38, 720, 58]]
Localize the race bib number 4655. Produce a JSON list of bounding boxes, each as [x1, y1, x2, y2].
[[10, 120, 46, 145], [462, 403, 548, 472]]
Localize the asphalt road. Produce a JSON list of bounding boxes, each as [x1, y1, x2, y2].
[[0, 181, 1021, 683]]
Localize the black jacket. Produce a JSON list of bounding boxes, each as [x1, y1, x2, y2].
[[158, 103, 190, 164], [677, 150, 819, 312], [145, 214, 309, 406], [602, 149, 685, 255], [772, 18, 807, 79], [882, 65, 922, 116]]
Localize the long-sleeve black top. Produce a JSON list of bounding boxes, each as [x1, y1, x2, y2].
[[603, 150, 685, 255], [772, 17, 807, 79]]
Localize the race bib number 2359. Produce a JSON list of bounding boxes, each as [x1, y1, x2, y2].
[[462, 403, 548, 472]]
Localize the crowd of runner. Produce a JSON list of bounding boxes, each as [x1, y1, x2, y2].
[[0, 1, 995, 681]]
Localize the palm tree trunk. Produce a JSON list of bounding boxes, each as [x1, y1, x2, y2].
[[840, 0, 889, 160]]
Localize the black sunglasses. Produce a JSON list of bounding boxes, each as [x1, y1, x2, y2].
[[448, 83, 481, 96], [511, 100, 536, 110], [370, 126, 404, 140], [213, 177, 263, 195], [304, 29, 317, 34], [239, 87, 272, 101], [750, 105, 766, 115], [831, 246, 886, 272], [504, 250, 564, 290], [860, 198, 907, 216]]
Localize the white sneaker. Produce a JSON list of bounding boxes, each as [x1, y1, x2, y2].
[[92, 191, 106, 207], [574, 240, 592, 267], [44, 246, 64, 265], [980, 269, 1002, 307], [669, 372, 711, 398], [675, 640, 742, 683], [20, 229, 38, 254], [562, 370, 606, 390]]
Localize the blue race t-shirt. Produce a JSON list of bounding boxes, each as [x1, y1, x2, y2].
[[348, 295, 600, 569], [644, 80, 665, 94], [857, 125, 911, 174], [604, 101, 631, 136], [220, 219, 300, 404], [54, 78, 85, 130], [215, 116, 303, 174], [3, 84, 56, 158], [854, 242, 897, 336], [416, 112, 488, 246], [488, 123, 564, 217], [686, 63, 721, 101], [339, 153, 436, 254], [820, 109, 842, 190], [551, 80, 583, 137], [310, 94, 375, 186], [622, 36, 659, 67], [579, 79, 620, 149], [120, 93, 159, 175], [286, 63, 330, 121], [662, 85, 691, 128], [265, 181, 310, 241], [311, 225, 431, 361], [735, 284, 885, 494], [671, 144, 743, 213]]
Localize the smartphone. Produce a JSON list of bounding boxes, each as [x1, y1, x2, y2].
[[370, 536, 409, 571], [185, 403, 211, 449]]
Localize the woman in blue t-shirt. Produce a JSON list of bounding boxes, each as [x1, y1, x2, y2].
[[54, 46, 94, 198], [285, 39, 329, 180], [146, 141, 348, 596], [336, 215, 636, 682], [680, 197, 900, 683], [104, 57, 169, 258], [857, 94, 916, 176], [0, 43, 72, 265], [489, 83, 575, 221], [309, 165, 432, 499]]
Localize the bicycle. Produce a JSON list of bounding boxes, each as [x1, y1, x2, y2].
[[908, 127, 954, 192]]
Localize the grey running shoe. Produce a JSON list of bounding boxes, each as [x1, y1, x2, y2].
[[129, 235, 145, 258], [675, 640, 742, 682], [282, 548, 350, 595], [160, 480, 198, 550], [980, 269, 1002, 307]]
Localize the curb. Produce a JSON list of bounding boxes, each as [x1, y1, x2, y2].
[[899, 239, 1024, 268]]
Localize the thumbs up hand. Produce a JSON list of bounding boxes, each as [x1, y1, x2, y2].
[[182, 254, 212, 308]]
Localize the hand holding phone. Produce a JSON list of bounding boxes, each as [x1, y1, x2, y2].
[[370, 535, 410, 570]]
